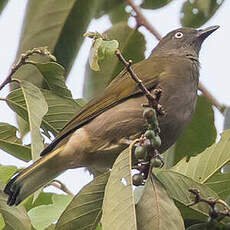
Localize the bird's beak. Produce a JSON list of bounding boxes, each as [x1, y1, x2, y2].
[[197, 25, 220, 40]]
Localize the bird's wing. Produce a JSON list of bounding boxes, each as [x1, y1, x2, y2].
[[41, 56, 164, 155]]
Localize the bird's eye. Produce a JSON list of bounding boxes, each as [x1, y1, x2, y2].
[[174, 32, 183, 39]]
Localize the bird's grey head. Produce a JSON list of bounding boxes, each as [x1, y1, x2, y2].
[[152, 26, 219, 58]]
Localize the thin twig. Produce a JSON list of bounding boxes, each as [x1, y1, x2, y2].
[[49, 179, 74, 197], [199, 82, 225, 113], [187, 188, 230, 220], [0, 47, 55, 91], [126, 0, 162, 40], [115, 49, 165, 115], [126, 0, 225, 113]]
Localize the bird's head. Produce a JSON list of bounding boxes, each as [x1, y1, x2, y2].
[[152, 25, 219, 58]]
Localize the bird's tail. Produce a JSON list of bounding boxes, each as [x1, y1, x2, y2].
[[4, 145, 67, 206]]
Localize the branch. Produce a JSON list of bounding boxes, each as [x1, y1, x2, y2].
[[126, 0, 162, 40], [188, 188, 230, 221], [126, 0, 226, 113], [0, 47, 55, 91], [198, 82, 225, 113], [115, 49, 165, 116], [48, 179, 74, 197]]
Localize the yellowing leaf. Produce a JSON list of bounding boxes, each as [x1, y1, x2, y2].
[[20, 81, 48, 160], [102, 148, 137, 230], [136, 173, 185, 230]]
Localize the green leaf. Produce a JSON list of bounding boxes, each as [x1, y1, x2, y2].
[[0, 123, 31, 161], [56, 172, 109, 230], [102, 148, 137, 230], [156, 170, 218, 220], [13, 0, 97, 88], [83, 22, 146, 99], [28, 194, 71, 230], [0, 0, 8, 15], [0, 185, 31, 230], [0, 213, 5, 229], [205, 172, 230, 200], [0, 165, 18, 184], [89, 38, 119, 71], [186, 223, 210, 230], [32, 62, 72, 98], [141, 0, 173, 9], [45, 224, 55, 230], [6, 88, 82, 136], [20, 81, 48, 160], [109, 3, 130, 24], [98, 40, 119, 58], [96, 223, 102, 230], [89, 38, 103, 72], [17, 115, 30, 139], [174, 96, 216, 164], [172, 129, 230, 184], [95, 0, 124, 18], [136, 173, 185, 230], [41, 90, 83, 135], [23, 192, 54, 212], [181, 0, 224, 28]]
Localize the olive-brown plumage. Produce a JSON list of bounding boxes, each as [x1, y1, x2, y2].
[[4, 26, 219, 205]]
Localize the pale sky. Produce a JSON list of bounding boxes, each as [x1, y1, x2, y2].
[[0, 0, 230, 193]]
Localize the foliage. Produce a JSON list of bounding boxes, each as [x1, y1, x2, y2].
[[0, 0, 228, 229]]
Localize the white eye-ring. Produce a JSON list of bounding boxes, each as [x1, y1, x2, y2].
[[174, 32, 183, 39]]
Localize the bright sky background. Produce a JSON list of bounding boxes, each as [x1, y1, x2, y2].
[[0, 0, 230, 194]]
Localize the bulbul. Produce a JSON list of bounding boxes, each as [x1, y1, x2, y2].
[[4, 26, 219, 206]]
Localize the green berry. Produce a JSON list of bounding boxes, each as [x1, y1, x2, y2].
[[151, 158, 162, 168], [151, 135, 161, 148], [134, 145, 147, 160], [144, 130, 155, 139], [132, 174, 144, 186]]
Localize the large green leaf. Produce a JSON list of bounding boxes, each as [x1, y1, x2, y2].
[[0, 123, 31, 161], [31, 62, 72, 98], [0, 0, 8, 15], [83, 22, 146, 99], [109, 3, 130, 24], [205, 172, 230, 200], [0, 165, 18, 184], [56, 172, 109, 230], [28, 194, 72, 230], [0, 185, 31, 230], [102, 148, 137, 230], [6, 88, 82, 136], [174, 96, 216, 164], [141, 0, 173, 9], [23, 192, 54, 212], [20, 81, 48, 160], [13, 0, 97, 88], [136, 173, 184, 230], [156, 170, 218, 220], [181, 0, 225, 28], [172, 129, 230, 201], [172, 129, 230, 184], [0, 213, 5, 229], [95, 0, 124, 18]]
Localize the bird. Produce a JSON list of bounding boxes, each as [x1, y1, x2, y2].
[[4, 25, 219, 206]]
